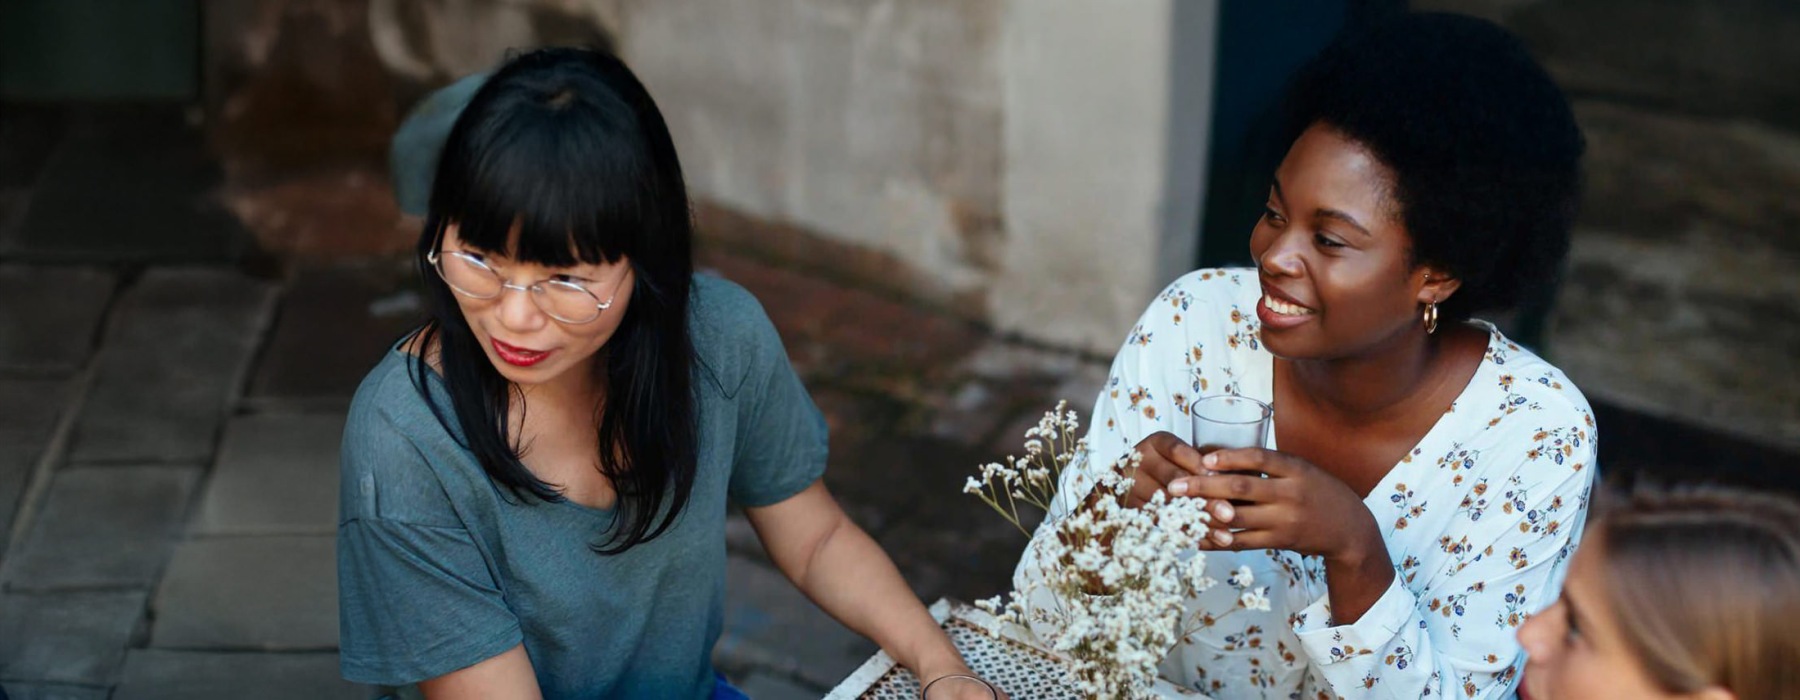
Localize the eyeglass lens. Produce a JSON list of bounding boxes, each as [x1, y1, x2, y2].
[[437, 253, 605, 323]]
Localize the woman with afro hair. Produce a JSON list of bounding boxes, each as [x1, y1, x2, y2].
[[1017, 12, 1594, 698]]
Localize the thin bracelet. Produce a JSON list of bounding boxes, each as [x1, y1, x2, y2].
[[919, 673, 997, 699]]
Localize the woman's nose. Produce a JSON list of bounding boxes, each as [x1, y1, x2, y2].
[[1258, 231, 1307, 277], [1515, 607, 1551, 656], [495, 284, 548, 331]]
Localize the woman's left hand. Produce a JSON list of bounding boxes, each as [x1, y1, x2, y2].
[[1168, 447, 1378, 561]]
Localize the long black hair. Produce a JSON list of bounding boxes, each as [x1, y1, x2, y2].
[[410, 47, 697, 555]]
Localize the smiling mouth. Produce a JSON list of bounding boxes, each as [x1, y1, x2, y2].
[[491, 339, 551, 367], [1260, 293, 1316, 317]]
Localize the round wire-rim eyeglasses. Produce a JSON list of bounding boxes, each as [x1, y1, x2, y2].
[[427, 250, 618, 324]]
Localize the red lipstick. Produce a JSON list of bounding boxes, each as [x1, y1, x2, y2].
[[491, 339, 551, 367]]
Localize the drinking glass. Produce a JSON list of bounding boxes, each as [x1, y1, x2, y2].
[[1189, 394, 1273, 456], [1187, 394, 1274, 529]]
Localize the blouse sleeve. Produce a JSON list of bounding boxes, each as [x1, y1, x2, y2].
[[336, 400, 521, 686], [1292, 416, 1597, 698]]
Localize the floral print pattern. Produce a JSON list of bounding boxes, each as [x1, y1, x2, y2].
[[1019, 270, 1597, 699]]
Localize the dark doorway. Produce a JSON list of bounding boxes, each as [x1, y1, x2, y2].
[[1, 0, 200, 101], [1195, 1, 1404, 269]]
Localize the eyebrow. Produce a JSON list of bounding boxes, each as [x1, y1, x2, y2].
[[448, 245, 607, 281], [1270, 178, 1374, 238]]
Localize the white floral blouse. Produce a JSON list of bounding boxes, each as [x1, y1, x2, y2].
[[1017, 269, 1597, 699]]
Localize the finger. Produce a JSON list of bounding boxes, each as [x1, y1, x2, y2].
[[1117, 462, 1171, 510], [1218, 528, 1287, 552], [1137, 431, 1204, 474], [1171, 473, 1279, 504], [1127, 479, 1162, 509], [1198, 447, 1277, 475], [1166, 441, 1205, 475], [1131, 452, 1182, 491], [1208, 498, 1236, 525], [1223, 504, 1296, 532], [1173, 497, 1236, 524]]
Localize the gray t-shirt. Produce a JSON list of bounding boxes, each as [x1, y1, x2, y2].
[[337, 275, 827, 699]]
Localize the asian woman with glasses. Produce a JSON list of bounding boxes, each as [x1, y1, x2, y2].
[[335, 47, 998, 700]]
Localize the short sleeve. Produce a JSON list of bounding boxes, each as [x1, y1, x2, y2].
[[718, 287, 828, 507], [336, 379, 521, 685], [337, 518, 522, 684]]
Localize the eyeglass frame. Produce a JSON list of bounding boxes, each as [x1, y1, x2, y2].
[[426, 249, 626, 324]]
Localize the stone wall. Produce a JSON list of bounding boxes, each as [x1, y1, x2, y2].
[[1420, 0, 1800, 450], [203, 0, 1217, 355], [622, 0, 1005, 315], [610, 0, 1214, 353]]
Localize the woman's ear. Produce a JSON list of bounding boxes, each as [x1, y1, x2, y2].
[[1418, 267, 1461, 305]]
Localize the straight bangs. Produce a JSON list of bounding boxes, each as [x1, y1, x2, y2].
[[429, 80, 656, 269]]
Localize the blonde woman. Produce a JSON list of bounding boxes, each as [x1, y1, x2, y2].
[[1518, 484, 1800, 700]]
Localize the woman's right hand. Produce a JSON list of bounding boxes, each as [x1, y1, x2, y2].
[[1124, 431, 1206, 506], [1122, 431, 1235, 546]]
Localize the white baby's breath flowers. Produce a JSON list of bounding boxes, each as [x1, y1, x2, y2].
[[966, 402, 1251, 699]]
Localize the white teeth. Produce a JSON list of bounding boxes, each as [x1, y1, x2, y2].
[[1263, 294, 1314, 317]]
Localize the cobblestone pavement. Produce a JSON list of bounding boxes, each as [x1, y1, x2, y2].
[[0, 105, 1105, 699]]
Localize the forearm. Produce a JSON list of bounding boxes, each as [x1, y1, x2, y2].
[[418, 644, 543, 700], [796, 517, 966, 676], [1324, 516, 1395, 625]]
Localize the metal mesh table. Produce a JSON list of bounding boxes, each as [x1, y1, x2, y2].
[[825, 600, 1211, 699]]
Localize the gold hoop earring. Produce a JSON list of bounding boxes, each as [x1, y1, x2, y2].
[[1423, 300, 1440, 335]]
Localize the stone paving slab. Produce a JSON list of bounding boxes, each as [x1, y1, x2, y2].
[[0, 265, 117, 375], [68, 268, 275, 464], [0, 378, 73, 547], [0, 682, 111, 700], [877, 515, 1024, 609], [150, 535, 336, 651], [0, 190, 30, 252], [192, 414, 344, 536], [823, 432, 989, 541], [736, 671, 820, 700], [0, 590, 146, 686], [2, 466, 200, 591], [3, 107, 250, 263], [246, 264, 420, 408], [715, 554, 876, 690], [114, 649, 366, 700]]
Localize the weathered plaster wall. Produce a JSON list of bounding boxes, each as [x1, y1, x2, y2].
[[620, 0, 1007, 311], [995, 0, 1216, 352], [202, 0, 1215, 355]]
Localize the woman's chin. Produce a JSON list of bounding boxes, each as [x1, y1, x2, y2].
[[1257, 330, 1311, 361]]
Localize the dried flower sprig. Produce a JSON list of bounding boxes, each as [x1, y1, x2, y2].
[[963, 401, 1085, 535], [966, 403, 1270, 699]]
